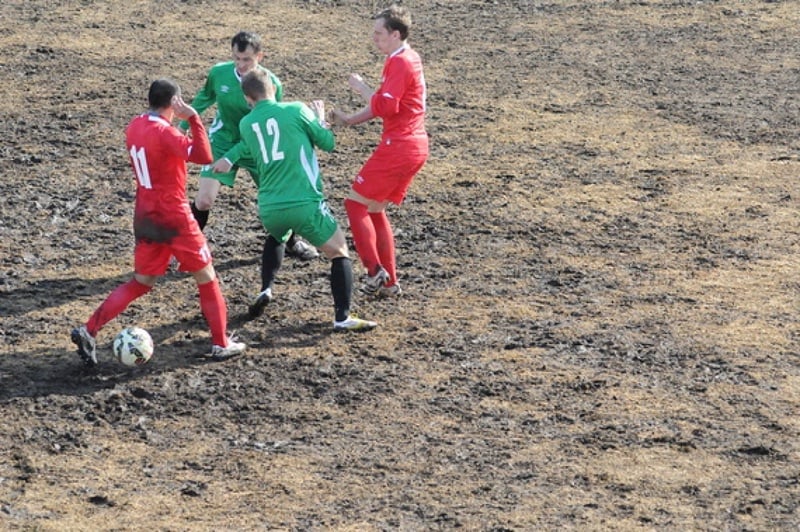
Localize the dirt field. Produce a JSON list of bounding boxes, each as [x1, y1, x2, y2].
[[1, 0, 798, 529]]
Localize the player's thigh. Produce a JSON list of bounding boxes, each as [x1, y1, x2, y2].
[[259, 210, 294, 245], [170, 231, 213, 273], [296, 201, 339, 248], [353, 144, 426, 204], [262, 203, 337, 249], [386, 152, 428, 205], [134, 241, 172, 276]]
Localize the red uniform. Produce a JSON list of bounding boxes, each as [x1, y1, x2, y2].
[[125, 113, 213, 274], [354, 45, 429, 204]]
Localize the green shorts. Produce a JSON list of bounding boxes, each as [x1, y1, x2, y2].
[[260, 200, 338, 248]]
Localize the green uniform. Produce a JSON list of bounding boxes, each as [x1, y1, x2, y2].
[[223, 99, 336, 246], [180, 62, 283, 186]]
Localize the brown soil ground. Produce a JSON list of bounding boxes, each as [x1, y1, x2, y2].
[[1, 0, 799, 530]]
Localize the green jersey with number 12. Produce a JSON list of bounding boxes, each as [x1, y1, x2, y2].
[[224, 99, 334, 211]]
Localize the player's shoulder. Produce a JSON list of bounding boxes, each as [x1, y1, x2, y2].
[[209, 61, 235, 75], [127, 113, 172, 141], [128, 112, 160, 129], [392, 46, 422, 65], [277, 100, 310, 116]]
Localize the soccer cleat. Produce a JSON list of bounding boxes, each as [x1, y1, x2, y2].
[[286, 239, 319, 261], [210, 339, 247, 361], [377, 283, 402, 298], [71, 326, 98, 366], [362, 266, 390, 295], [333, 315, 378, 332], [248, 288, 273, 318]]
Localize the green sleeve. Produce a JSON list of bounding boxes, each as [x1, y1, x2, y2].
[[301, 104, 335, 152], [179, 68, 218, 130], [271, 71, 284, 102], [222, 122, 252, 164], [191, 69, 218, 116], [222, 140, 249, 165]]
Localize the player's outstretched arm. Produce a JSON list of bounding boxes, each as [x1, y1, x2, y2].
[[172, 96, 212, 164], [330, 105, 374, 127]]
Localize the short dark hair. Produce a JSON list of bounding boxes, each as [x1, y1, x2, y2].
[[375, 5, 411, 40], [231, 31, 262, 53], [241, 69, 274, 101], [148, 78, 179, 110]]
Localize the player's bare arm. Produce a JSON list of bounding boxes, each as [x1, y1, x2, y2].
[[330, 105, 374, 127]]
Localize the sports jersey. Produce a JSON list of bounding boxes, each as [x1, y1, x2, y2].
[[370, 45, 427, 141], [180, 63, 283, 145], [223, 99, 334, 211], [125, 113, 212, 242]]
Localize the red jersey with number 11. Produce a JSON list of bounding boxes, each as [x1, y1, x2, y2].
[[125, 113, 211, 241]]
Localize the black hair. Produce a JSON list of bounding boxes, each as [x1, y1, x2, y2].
[[148, 78, 179, 110], [231, 31, 262, 53]]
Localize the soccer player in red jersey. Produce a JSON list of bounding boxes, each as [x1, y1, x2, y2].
[[71, 79, 245, 366], [331, 5, 428, 298]]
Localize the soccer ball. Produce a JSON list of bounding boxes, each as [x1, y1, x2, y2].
[[113, 327, 154, 367]]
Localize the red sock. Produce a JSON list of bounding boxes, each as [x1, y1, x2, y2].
[[369, 211, 397, 285], [86, 279, 151, 336], [198, 278, 228, 347], [344, 199, 380, 275]]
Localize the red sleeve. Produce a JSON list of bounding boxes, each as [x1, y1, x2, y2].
[[370, 57, 406, 119], [186, 114, 212, 164]]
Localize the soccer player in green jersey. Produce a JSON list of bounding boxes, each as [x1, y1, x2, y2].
[[212, 70, 377, 332], [183, 31, 319, 261]]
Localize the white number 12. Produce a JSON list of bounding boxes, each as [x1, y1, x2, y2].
[[251, 118, 285, 164]]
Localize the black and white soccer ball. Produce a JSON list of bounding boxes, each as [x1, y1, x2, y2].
[[113, 327, 154, 367]]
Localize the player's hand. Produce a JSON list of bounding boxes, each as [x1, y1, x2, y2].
[[347, 73, 372, 100], [347, 73, 364, 89], [211, 158, 232, 173], [311, 99, 325, 119], [311, 100, 330, 128], [171, 95, 198, 120]]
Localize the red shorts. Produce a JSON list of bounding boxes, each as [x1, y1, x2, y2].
[[133, 204, 212, 276], [353, 136, 428, 205]]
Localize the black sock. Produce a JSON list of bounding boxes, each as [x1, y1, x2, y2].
[[261, 235, 285, 291], [191, 201, 209, 231], [331, 257, 353, 322]]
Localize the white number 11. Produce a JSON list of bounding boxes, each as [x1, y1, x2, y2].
[[129, 145, 153, 189]]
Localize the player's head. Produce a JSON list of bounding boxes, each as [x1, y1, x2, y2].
[[231, 31, 264, 76], [148, 78, 180, 111], [241, 69, 275, 105], [375, 5, 411, 40]]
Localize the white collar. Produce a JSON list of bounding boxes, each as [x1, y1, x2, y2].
[[388, 43, 407, 58]]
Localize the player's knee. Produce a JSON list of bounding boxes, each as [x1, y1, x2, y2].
[[320, 230, 349, 259], [191, 264, 217, 285], [194, 195, 214, 211]]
